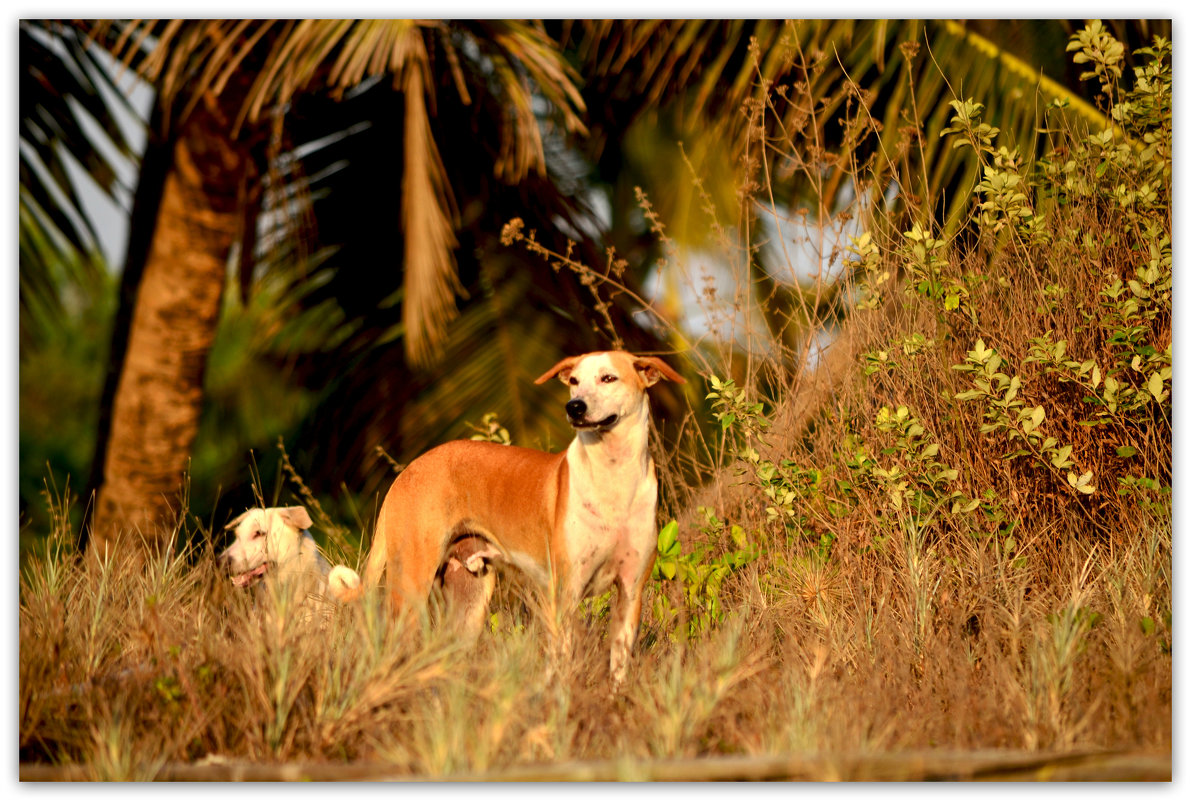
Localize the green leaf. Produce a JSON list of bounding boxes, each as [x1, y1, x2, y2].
[[1067, 470, 1096, 494], [1116, 445, 1138, 458], [729, 524, 748, 548], [1051, 444, 1074, 468], [657, 520, 680, 556], [1005, 375, 1021, 402], [1148, 371, 1164, 399], [952, 497, 981, 514]]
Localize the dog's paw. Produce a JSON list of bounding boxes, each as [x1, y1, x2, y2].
[[327, 565, 362, 602], [464, 547, 502, 575]]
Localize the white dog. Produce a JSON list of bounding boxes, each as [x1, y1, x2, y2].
[[218, 506, 360, 606]]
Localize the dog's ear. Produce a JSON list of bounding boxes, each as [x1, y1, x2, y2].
[[224, 509, 253, 531], [633, 356, 686, 387], [276, 506, 314, 531], [535, 355, 582, 385]]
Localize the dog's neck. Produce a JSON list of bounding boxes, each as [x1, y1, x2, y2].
[[280, 530, 330, 594], [297, 530, 318, 556], [569, 398, 652, 479], [273, 530, 319, 574]]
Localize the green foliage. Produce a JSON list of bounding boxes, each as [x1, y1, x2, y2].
[[851, 220, 972, 321], [19, 262, 113, 544], [952, 339, 1091, 493], [861, 334, 935, 378], [847, 231, 888, 312], [943, 102, 1052, 248], [871, 405, 962, 514], [705, 375, 768, 442], [706, 376, 834, 554], [940, 98, 1001, 154], [467, 413, 513, 446], [671, 26, 1170, 650], [1066, 20, 1126, 95], [899, 223, 957, 309], [700, 22, 1170, 573], [652, 510, 759, 637], [940, 23, 1168, 508]]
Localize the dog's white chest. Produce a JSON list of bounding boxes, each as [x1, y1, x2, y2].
[[562, 459, 657, 598]]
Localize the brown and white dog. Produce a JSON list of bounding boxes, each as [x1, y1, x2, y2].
[[340, 351, 683, 685], [218, 506, 361, 606]]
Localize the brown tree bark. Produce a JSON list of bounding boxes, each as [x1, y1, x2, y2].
[[88, 90, 257, 556]]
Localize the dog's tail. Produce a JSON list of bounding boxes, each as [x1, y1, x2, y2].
[[327, 565, 362, 603], [328, 507, 389, 604]]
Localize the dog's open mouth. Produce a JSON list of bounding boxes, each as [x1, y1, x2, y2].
[[570, 413, 618, 430], [231, 563, 269, 588]]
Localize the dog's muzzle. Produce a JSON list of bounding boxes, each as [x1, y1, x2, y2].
[[230, 563, 269, 588], [219, 551, 270, 588], [566, 399, 617, 430]]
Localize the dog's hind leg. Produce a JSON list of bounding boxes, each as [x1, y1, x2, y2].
[[441, 559, 496, 641], [441, 536, 500, 641], [385, 532, 439, 626]]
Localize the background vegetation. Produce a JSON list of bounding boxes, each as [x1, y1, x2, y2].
[[19, 19, 1171, 778], [20, 19, 1170, 549]]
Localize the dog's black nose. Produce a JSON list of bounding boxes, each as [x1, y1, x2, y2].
[[566, 399, 587, 419]]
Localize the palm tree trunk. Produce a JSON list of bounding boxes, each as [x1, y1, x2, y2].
[[87, 91, 255, 556]]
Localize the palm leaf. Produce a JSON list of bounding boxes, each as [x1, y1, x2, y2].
[[567, 19, 1128, 231], [19, 21, 138, 345], [91, 19, 590, 369], [222, 64, 667, 497], [398, 35, 460, 367], [20, 22, 135, 249]]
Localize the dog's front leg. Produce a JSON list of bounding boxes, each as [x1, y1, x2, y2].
[[608, 565, 651, 688], [541, 591, 575, 686]]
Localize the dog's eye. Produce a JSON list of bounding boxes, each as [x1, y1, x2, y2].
[[568, 376, 579, 386], [252, 529, 265, 539], [601, 374, 618, 383]]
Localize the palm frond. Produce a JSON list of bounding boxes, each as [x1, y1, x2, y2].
[[399, 37, 460, 367], [466, 20, 588, 180], [19, 21, 139, 345], [91, 19, 591, 370], [221, 64, 667, 496], [20, 22, 135, 251], [569, 19, 1124, 230]]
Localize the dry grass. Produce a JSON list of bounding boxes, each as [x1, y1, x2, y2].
[[19, 25, 1171, 779], [17, 476, 1171, 778]]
